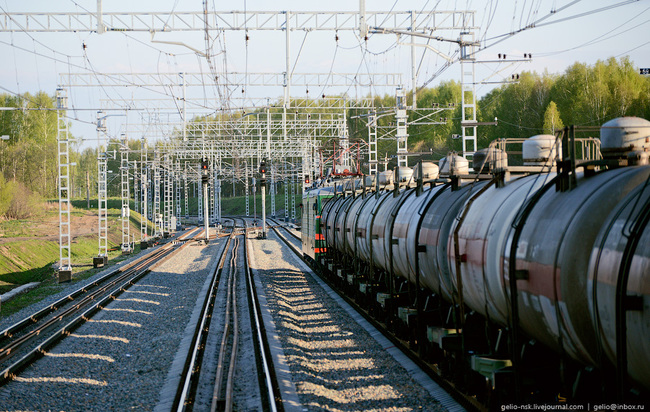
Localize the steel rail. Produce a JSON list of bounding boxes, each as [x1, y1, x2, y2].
[[0, 246, 170, 364], [0, 229, 194, 346], [243, 219, 281, 412], [173, 226, 233, 411], [211, 224, 240, 412], [0, 227, 202, 386], [268, 222, 479, 411], [224, 235, 240, 412]]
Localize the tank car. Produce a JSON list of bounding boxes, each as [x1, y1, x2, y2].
[[309, 117, 650, 407]]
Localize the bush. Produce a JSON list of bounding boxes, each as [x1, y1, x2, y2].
[[0, 175, 14, 217], [0, 176, 44, 220]]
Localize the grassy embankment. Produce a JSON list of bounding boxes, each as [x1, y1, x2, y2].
[[0, 192, 299, 317], [0, 198, 151, 317]]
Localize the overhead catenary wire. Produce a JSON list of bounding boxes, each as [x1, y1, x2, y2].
[[0, 84, 100, 127], [417, 0, 645, 88], [533, 9, 650, 58], [2, 1, 647, 153], [480, 0, 639, 51]]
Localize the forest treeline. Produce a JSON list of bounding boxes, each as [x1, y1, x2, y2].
[[1, 56, 649, 220], [352, 56, 650, 159]]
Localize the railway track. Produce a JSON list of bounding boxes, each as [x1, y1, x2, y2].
[[267, 218, 301, 242], [268, 219, 477, 411], [0, 227, 203, 386], [173, 218, 280, 412]]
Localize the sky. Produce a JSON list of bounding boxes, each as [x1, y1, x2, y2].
[[1, 0, 649, 147]]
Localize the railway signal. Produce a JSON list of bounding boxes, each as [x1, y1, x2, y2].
[[259, 158, 268, 239], [201, 157, 210, 243]]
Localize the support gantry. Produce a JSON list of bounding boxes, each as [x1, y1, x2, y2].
[[140, 138, 148, 243], [1, 10, 475, 33], [460, 32, 478, 159], [56, 87, 72, 282], [120, 134, 132, 254], [95, 111, 109, 267]]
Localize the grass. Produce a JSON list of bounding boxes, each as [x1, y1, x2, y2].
[[0, 240, 59, 277], [0, 199, 148, 318], [219, 192, 297, 217], [0, 219, 41, 238], [0, 191, 301, 317]]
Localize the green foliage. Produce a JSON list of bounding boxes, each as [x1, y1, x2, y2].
[[0, 176, 45, 220], [543, 101, 564, 134], [408, 81, 462, 153], [549, 56, 649, 126], [479, 71, 556, 142], [0, 92, 60, 199], [0, 239, 59, 277], [0, 174, 12, 217], [479, 57, 650, 145]]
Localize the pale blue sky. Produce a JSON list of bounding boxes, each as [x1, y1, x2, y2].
[[1, 0, 648, 145]]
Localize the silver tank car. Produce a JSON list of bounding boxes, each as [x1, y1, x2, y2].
[[501, 167, 650, 369], [320, 118, 650, 393], [588, 176, 650, 389], [448, 173, 556, 326]]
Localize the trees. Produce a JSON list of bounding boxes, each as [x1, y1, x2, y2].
[[479, 57, 649, 143], [550, 57, 650, 127], [410, 80, 462, 152], [0, 92, 58, 199], [0, 173, 44, 220], [542, 101, 564, 135], [0, 55, 648, 219]]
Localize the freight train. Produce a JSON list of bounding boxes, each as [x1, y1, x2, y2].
[[302, 117, 650, 408]]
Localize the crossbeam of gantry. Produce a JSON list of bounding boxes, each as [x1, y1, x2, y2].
[[99, 96, 380, 112], [123, 115, 344, 138], [152, 139, 319, 171], [59, 72, 403, 88], [1, 10, 476, 33]]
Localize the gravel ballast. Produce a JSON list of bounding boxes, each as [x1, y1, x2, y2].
[[250, 231, 451, 412], [0, 226, 461, 411], [0, 239, 223, 411]]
